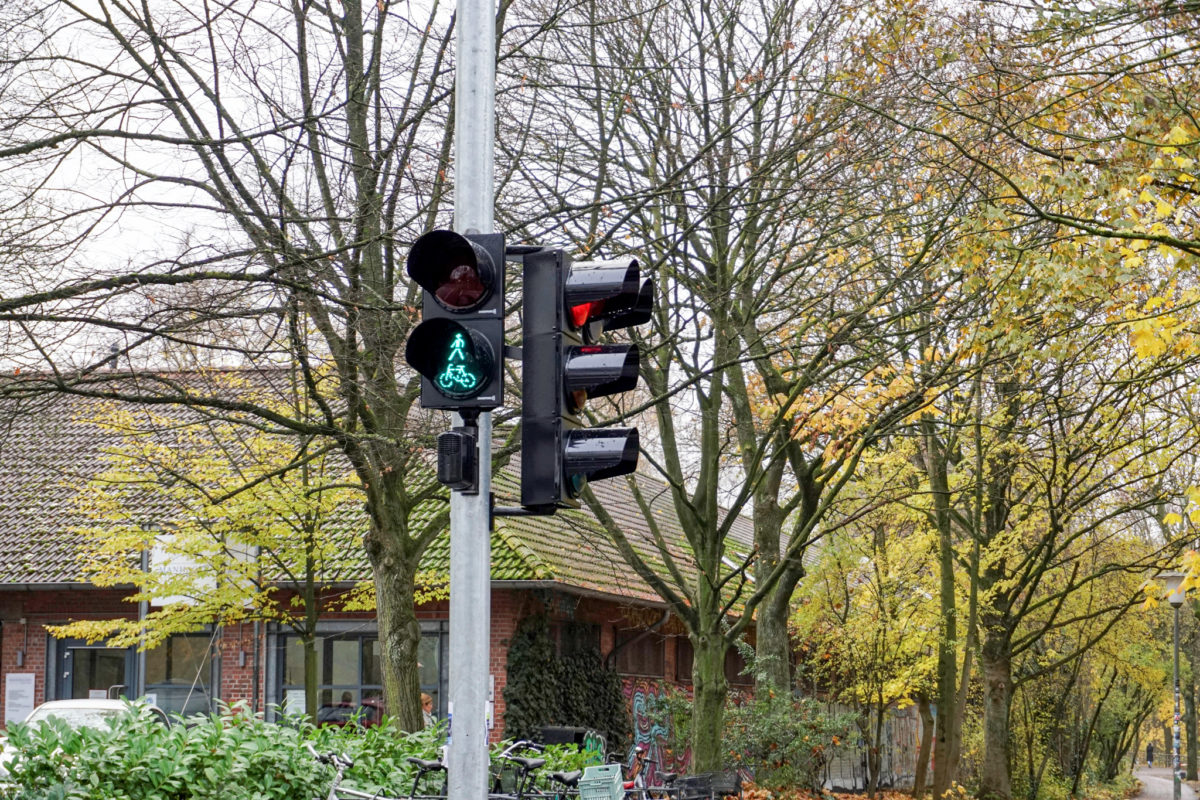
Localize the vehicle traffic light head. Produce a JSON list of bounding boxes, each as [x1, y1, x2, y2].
[[521, 248, 653, 510], [404, 230, 505, 411]]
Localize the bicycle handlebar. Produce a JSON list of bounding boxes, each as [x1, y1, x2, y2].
[[497, 739, 545, 757], [306, 741, 355, 771]]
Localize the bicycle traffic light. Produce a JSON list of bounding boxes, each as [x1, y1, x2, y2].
[[405, 230, 505, 411], [520, 248, 653, 510]]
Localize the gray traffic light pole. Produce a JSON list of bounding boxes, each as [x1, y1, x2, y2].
[[448, 0, 495, 798]]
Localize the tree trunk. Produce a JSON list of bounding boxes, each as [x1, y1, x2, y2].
[[752, 480, 802, 696], [1071, 669, 1116, 797], [1187, 674, 1197, 780], [980, 645, 1014, 800], [367, 520, 423, 732], [868, 703, 884, 798], [304, 634, 318, 723], [913, 694, 934, 798], [690, 631, 730, 772], [930, 428, 961, 800], [754, 589, 792, 694]]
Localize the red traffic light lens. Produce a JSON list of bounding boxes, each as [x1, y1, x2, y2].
[[569, 301, 604, 329], [435, 263, 486, 309]]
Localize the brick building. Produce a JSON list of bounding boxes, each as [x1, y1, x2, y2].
[[0, 387, 755, 746]]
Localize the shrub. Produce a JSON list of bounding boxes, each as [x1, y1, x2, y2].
[[503, 613, 631, 752], [1, 701, 600, 799], [647, 680, 852, 789], [723, 693, 853, 791], [3, 704, 328, 800]]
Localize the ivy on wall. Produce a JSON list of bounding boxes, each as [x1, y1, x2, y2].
[[503, 613, 631, 751]]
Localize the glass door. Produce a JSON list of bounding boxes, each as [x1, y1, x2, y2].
[[56, 639, 134, 700]]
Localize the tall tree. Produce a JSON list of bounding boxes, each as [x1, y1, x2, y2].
[[497, 0, 970, 768], [44, 377, 415, 722], [0, 0, 466, 729]]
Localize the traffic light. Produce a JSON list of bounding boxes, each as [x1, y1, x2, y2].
[[520, 248, 653, 510], [404, 230, 505, 411]]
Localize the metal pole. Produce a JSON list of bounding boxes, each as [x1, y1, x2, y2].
[[449, 0, 495, 798], [1175, 604, 1182, 800]]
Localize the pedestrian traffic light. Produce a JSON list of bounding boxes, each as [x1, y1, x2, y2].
[[405, 230, 505, 411], [520, 247, 653, 510]]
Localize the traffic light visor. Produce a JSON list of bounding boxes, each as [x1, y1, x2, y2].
[[564, 258, 639, 330], [563, 428, 640, 495], [564, 345, 640, 413], [602, 279, 654, 332], [407, 229, 497, 311]]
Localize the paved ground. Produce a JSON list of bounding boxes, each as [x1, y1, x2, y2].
[[1134, 767, 1197, 800]]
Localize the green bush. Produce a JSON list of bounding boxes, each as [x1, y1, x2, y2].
[[723, 693, 853, 790], [3, 704, 328, 800], [648, 681, 852, 789], [503, 614, 631, 752], [1, 701, 595, 800]]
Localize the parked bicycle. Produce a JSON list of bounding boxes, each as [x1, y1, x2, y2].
[[491, 739, 582, 799], [310, 739, 581, 800], [613, 744, 666, 800], [308, 742, 446, 800]]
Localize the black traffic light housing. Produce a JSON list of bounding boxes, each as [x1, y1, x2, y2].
[[404, 230, 505, 411], [520, 248, 651, 510]]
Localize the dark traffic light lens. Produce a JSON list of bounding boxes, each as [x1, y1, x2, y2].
[[436, 263, 486, 309], [407, 230, 497, 312]]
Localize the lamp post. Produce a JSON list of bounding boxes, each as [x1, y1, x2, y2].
[[1162, 571, 1187, 800]]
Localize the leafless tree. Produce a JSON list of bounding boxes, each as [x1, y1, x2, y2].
[[0, 0, 469, 730]]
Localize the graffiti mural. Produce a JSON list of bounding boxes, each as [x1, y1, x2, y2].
[[623, 678, 691, 784]]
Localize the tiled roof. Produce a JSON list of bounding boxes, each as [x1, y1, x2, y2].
[[0, 393, 153, 583], [0, 383, 757, 606]]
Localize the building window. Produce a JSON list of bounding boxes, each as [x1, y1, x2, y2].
[[671, 638, 752, 685], [676, 637, 692, 682], [281, 634, 383, 723], [724, 646, 752, 686], [613, 630, 665, 677], [145, 633, 213, 715], [278, 626, 447, 723], [550, 622, 600, 657]]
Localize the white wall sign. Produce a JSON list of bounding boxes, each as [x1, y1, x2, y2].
[[4, 673, 35, 724], [284, 689, 306, 715]]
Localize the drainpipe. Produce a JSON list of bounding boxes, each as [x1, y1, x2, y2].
[[252, 619, 261, 713], [253, 545, 262, 713], [137, 547, 149, 698]]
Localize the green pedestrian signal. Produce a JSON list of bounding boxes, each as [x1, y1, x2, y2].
[[435, 332, 485, 397]]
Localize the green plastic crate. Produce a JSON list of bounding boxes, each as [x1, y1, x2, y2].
[[579, 764, 624, 800]]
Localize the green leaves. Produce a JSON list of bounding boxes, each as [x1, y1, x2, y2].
[[501, 614, 631, 753], [3, 703, 460, 799]]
